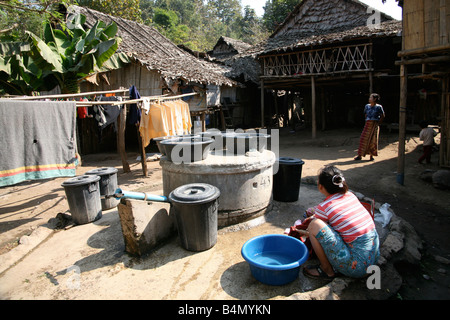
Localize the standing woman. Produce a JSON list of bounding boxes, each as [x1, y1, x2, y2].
[[354, 93, 385, 161]]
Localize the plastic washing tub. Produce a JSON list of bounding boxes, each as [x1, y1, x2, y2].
[[241, 234, 309, 285]]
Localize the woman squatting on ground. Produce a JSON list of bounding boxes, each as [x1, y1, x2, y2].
[[299, 165, 380, 280]]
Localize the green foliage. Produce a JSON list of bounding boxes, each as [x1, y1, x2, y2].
[[77, 0, 143, 23], [0, 0, 76, 42], [262, 0, 300, 31], [139, 0, 298, 51], [140, 0, 271, 51], [0, 13, 130, 95]]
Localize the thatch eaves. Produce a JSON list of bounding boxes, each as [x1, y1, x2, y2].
[[208, 36, 252, 61], [255, 19, 402, 57], [225, 19, 402, 84], [68, 6, 237, 87], [218, 0, 401, 84]]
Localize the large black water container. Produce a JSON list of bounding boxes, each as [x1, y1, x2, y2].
[[85, 167, 119, 210], [169, 183, 220, 251], [273, 157, 305, 202], [61, 175, 102, 224]]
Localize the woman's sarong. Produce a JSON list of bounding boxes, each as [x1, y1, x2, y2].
[[358, 120, 379, 157]]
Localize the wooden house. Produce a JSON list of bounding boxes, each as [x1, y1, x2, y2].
[[238, 0, 402, 135], [205, 36, 260, 128], [396, 0, 450, 181], [65, 6, 238, 153]]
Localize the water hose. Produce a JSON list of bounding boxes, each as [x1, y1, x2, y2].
[[113, 188, 169, 203]]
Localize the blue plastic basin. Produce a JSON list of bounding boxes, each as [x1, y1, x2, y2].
[[241, 234, 309, 286]]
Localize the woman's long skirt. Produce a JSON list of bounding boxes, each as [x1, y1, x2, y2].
[[357, 120, 379, 157]]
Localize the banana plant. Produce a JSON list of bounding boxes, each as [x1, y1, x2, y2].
[[0, 12, 129, 95]]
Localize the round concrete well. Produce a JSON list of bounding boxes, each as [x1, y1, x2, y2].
[[160, 150, 276, 227]]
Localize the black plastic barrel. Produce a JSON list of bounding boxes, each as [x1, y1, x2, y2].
[[273, 157, 305, 202], [169, 183, 220, 251], [61, 175, 102, 224], [85, 167, 119, 210]]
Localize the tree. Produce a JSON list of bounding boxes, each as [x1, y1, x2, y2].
[[77, 0, 143, 23], [0, 13, 129, 95], [0, 0, 76, 41], [239, 6, 270, 44], [262, 0, 300, 32]]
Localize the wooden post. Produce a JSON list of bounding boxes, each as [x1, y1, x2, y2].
[[117, 105, 131, 173], [397, 64, 407, 185], [441, 77, 450, 167], [261, 79, 265, 127], [321, 88, 326, 131], [311, 76, 317, 139]]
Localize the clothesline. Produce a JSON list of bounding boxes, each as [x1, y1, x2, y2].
[[76, 92, 199, 107], [7, 88, 130, 101], [5, 88, 199, 108]]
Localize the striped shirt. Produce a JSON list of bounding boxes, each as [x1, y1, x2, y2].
[[314, 192, 375, 243]]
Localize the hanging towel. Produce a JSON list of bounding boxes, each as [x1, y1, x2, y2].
[[139, 102, 170, 147], [179, 100, 192, 134], [128, 85, 141, 125], [162, 101, 177, 136], [0, 100, 77, 187]]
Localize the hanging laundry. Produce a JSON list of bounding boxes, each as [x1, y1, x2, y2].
[[139, 101, 170, 147], [0, 100, 77, 187], [93, 96, 122, 131], [77, 98, 88, 119], [166, 101, 184, 135], [162, 101, 177, 136], [128, 85, 141, 126], [179, 100, 192, 134]]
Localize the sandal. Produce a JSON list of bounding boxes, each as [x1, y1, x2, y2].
[[303, 265, 336, 281]]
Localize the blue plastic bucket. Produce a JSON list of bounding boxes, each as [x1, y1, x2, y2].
[[241, 234, 309, 285]]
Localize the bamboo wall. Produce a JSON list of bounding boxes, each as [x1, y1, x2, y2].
[[403, 0, 450, 51], [80, 63, 162, 96]]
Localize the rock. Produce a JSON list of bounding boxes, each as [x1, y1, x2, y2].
[[389, 215, 422, 265], [419, 169, 435, 183], [117, 198, 175, 256], [48, 212, 74, 230], [435, 255, 450, 265], [432, 170, 450, 190], [380, 233, 404, 260]]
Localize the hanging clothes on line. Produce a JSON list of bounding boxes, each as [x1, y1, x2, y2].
[[128, 85, 141, 126], [93, 95, 122, 130], [77, 98, 89, 119], [138, 98, 193, 148], [92, 95, 123, 141], [139, 99, 170, 147], [0, 100, 78, 187]]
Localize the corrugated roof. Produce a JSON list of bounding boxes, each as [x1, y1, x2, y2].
[[69, 6, 237, 87]]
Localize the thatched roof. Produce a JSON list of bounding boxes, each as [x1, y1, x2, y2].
[[68, 6, 236, 87], [224, 0, 402, 83], [271, 0, 397, 39], [224, 19, 402, 83], [252, 20, 402, 57], [208, 36, 252, 60]]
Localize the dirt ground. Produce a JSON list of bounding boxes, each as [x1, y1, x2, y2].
[[1, 126, 449, 300]]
